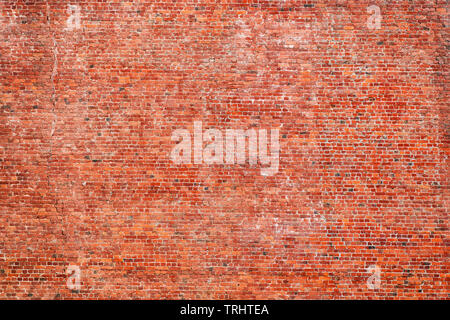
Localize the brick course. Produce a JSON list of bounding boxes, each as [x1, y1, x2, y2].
[[0, 0, 448, 299]]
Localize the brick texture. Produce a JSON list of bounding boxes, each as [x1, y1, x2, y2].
[[0, 0, 448, 299]]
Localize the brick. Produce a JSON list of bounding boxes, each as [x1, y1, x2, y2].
[[0, 0, 448, 299]]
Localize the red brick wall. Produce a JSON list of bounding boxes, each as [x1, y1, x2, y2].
[[0, 0, 448, 299]]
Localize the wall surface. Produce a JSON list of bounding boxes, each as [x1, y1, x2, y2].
[[0, 0, 448, 299]]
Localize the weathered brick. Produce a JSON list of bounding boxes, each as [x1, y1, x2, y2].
[[0, 0, 448, 299]]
